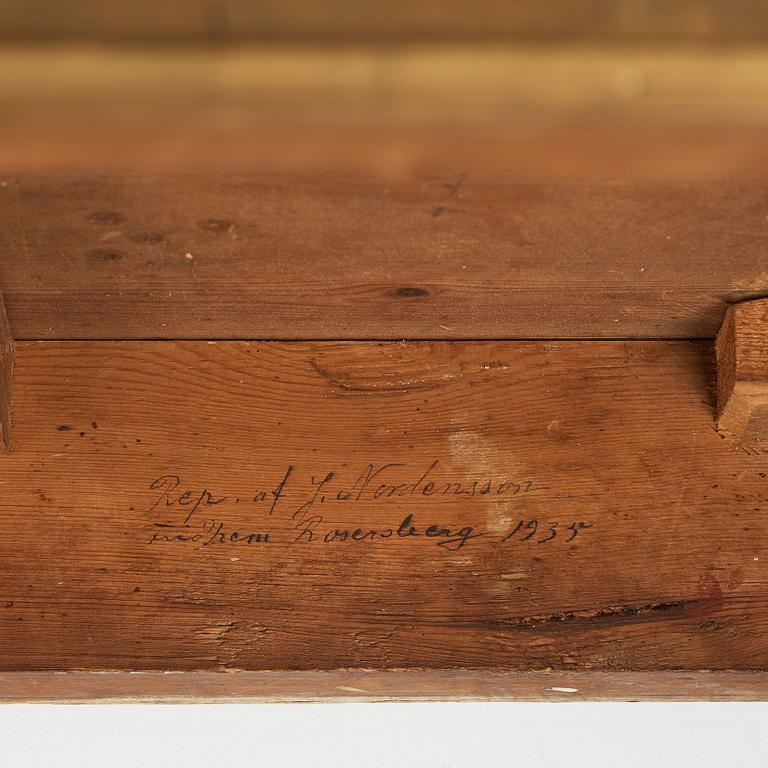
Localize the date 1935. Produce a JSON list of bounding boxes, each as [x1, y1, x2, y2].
[[502, 519, 592, 545]]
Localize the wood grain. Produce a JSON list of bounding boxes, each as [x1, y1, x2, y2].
[[1, 671, 768, 703], [717, 298, 768, 439], [0, 290, 13, 453], [2, 1, 768, 43], [1, 175, 767, 340], [0, 340, 766, 700]]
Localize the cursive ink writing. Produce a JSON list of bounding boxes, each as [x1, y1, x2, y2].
[[142, 464, 592, 554], [501, 519, 592, 544], [295, 512, 487, 551]]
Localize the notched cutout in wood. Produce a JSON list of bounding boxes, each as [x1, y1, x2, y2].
[[0, 288, 13, 452], [716, 297, 768, 440]]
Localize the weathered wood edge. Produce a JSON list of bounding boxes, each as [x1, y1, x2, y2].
[[0, 287, 13, 452], [0, 671, 766, 703]]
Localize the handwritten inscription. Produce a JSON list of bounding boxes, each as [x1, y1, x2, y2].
[[295, 512, 486, 551], [149, 520, 270, 547], [502, 519, 593, 544], [145, 460, 593, 552]]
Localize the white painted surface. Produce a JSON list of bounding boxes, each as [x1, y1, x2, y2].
[[1, 703, 766, 767]]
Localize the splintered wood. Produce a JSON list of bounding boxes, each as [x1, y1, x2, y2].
[[0, 340, 766, 700], [717, 298, 768, 441]]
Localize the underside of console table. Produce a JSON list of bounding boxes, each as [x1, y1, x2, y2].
[[0, 175, 766, 701]]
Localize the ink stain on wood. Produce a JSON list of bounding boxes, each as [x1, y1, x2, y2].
[[86, 248, 125, 263]]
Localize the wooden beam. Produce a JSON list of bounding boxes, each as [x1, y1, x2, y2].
[[1, 1, 767, 44], [4, 46, 768, 124], [1, 671, 768, 703], [3, 121, 768, 179], [717, 298, 768, 440], [0, 288, 13, 452], [0, 339, 765, 700], [1, 175, 768, 340]]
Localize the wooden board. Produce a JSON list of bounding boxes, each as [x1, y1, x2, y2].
[[4, 47, 768, 124], [4, 122, 768, 180], [0, 339, 766, 700], [1, 176, 767, 340], [0, 291, 12, 452], [2, 0, 767, 43], [1, 671, 768, 703]]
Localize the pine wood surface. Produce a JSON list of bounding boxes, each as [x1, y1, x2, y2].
[[1, 671, 768, 703], [1, 175, 767, 341], [0, 339, 766, 700]]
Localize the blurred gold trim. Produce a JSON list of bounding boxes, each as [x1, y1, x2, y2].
[[1, 44, 768, 122]]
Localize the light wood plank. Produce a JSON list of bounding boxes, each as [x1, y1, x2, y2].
[[2, 671, 768, 703], [4, 46, 768, 123]]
